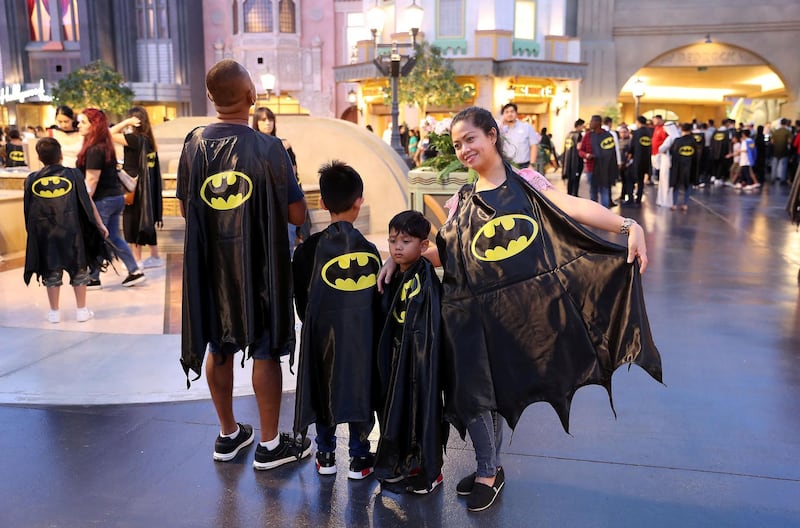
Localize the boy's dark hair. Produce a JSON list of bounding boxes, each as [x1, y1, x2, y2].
[[681, 122, 692, 132], [8, 129, 21, 140], [741, 128, 751, 137], [36, 137, 62, 165], [389, 210, 431, 240], [318, 160, 363, 214], [501, 102, 518, 113], [637, 115, 647, 125], [574, 118, 585, 127]]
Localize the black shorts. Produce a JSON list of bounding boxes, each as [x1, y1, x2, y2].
[[207, 331, 282, 362]]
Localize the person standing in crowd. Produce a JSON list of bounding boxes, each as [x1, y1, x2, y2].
[[252, 106, 304, 254], [656, 122, 680, 208], [562, 118, 584, 197], [650, 115, 667, 183], [177, 60, 310, 469], [578, 115, 618, 208], [378, 106, 661, 512], [48, 105, 83, 168], [534, 127, 554, 174], [3, 129, 26, 167], [669, 123, 699, 211], [76, 108, 146, 289], [23, 137, 108, 323], [754, 125, 768, 184], [616, 124, 632, 204], [110, 107, 163, 269], [408, 128, 419, 163], [710, 120, 731, 185], [629, 116, 652, 205], [770, 118, 792, 185], [499, 102, 539, 168]]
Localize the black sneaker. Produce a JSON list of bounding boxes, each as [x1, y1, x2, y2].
[[348, 453, 375, 480], [466, 467, 505, 512], [253, 433, 312, 471], [122, 271, 146, 287], [316, 451, 337, 475], [86, 279, 102, 291], [456, 472, 476, 496], [212, 423, 254, 462], [410, 472, 444, 495]]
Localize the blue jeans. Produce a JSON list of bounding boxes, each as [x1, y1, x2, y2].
[[288, 224, 297, 257], [467, 410, 503, 478], [91, 194, 138, 278], [587, 172, 610, 207], [315, 417, 374, 457], [672, 184, 691, 206], [772, 156, 788, 183]]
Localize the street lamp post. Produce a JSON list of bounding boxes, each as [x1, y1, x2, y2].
[[632, 77, 646, 119], [369, 0, 423, 167]]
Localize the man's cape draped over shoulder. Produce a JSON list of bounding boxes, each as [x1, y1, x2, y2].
[[293, 222, 381, 434], [179, 127, 294, 382], [374, 257, 447, 486], [23, 165, 107, 285], [437, 168, 662, 438]]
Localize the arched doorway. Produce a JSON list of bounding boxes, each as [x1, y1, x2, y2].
[[340, 105, 358, 124], [618, 42, 789, 126]]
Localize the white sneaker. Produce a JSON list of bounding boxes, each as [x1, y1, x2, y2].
[[76, 308, 94, 322], [142, 256, 164, 268], [48, 310, 60, 324]]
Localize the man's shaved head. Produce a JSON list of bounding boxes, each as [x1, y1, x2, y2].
[[206, 59, 255, 109]]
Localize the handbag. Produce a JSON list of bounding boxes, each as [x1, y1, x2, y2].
[[118, 168, 138, 193]]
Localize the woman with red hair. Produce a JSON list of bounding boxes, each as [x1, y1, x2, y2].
[[77, 108, 146, 289]]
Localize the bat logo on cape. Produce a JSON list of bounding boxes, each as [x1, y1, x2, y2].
[[639, 136, 651, 147], [678, 145, 695, 157], [9, 151, 25, 163], [393, 273, 421, 323], [600, 137, 615, 150], [31, 175, 73, 198], [200, 171, 252, 210], [147, 152, 156, 168], [564, 138, 574, 149], [713, 132, 726, 141], [470, 214, 539, 262], [321, 252, 381, 292]]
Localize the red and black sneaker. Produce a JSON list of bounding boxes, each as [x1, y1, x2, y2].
[[411, 472, 444, 495], [316, 451, 337, 475], [347, 453, 375, 480]]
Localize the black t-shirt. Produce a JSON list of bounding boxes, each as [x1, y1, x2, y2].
[[82, 144, 121, 200], [122, 133, 148, 176]]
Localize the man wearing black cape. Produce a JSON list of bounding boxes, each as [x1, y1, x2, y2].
[[177, 59, 310, 469], [629, 116, 652, 205], [562, 118, 584, 196], [578, 115, 619, 208]]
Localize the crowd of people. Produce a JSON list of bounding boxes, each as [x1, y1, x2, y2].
[[20, 104, 163, 323], [177, 59, 661, 515], [560, 114, 800, 211]]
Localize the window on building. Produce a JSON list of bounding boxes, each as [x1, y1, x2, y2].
[[136, 0, 170, 40], [346, 12, 370, 63], [27, 0, 80, 42], [514, 0, 536, 40], [437, 0, 464, 39], [244, 0, 274, 33], [278, 0, 296, 33]]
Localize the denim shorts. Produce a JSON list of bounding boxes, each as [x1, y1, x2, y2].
[[42, 268, 91, 287]]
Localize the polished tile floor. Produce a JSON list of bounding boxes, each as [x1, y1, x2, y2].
[[1, 177, 799, 527]]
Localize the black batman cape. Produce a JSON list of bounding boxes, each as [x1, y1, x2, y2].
[[292, 222, 381, 434], [436, 164, 662, 437], [23, 164, 108, 285], [123, 136, 162, 246], [178, 127, 294, 383], [374, 257, 447, 487], [590, 129, 619, 188], [631, 127, 652, 177], [787, 170, 800, 226], [670, 135, 699, 187], [562, 130, 583, 182]]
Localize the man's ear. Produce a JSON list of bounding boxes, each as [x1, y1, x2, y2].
[[206, 90, 215, 103], [320, 197, 329, 211], [421, 238, 430, 251]]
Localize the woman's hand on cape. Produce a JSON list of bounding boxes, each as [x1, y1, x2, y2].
[[627, 223, 648, 273], [377, 257, 397, 293]]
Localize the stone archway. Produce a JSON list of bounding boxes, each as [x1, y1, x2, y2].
[[617, 42, 791, 125]]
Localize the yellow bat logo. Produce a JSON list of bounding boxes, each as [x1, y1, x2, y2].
[[147, 152, 156, 168], [564, 138, 574, 149], [393, 273, 421, 323], [471, 214, 539, 262], [600, 137, 615, 150], [31, 175, 73, 198], [321, 252, 381, 292], [713, 132, 725, 141], [679, 145, 695, 156], [9, 151, 25, 163], [639, 136, 651, 147], [200, 171, 252, 210]]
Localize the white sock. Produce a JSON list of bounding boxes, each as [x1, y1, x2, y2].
[[220, 424, 240, 438], [260, 435, 280, 451]]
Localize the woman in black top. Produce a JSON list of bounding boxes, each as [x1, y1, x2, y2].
[[76, 108, 145, 288], [111, 106, 163, 268]]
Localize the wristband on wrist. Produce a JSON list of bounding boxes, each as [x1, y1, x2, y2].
[[620, 217, 637, 236]]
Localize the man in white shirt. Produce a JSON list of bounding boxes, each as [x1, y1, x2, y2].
[[500, 103, 539, 168]]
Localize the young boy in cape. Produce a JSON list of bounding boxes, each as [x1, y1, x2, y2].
[[292, 161, 381, 479], [374, 210, 447, 494], [23, 137, 109, 323]]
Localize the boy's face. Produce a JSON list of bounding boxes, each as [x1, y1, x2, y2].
[[388, 229, 429, 273]]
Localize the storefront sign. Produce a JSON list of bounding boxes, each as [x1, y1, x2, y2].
[[0, 79, 52, 105]]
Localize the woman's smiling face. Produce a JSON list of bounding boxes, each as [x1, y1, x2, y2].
[[451, 119, 499, 172]]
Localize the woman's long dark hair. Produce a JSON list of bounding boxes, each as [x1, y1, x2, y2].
[[76, 108, 114, 167], [252, 106, 277, 137], [126, 106, 158, 152]]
